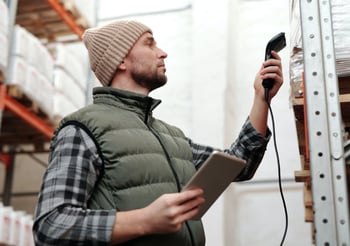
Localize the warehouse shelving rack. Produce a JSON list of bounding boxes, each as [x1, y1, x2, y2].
[[293, 0, 350, 245], [0, 0, 87, 206]]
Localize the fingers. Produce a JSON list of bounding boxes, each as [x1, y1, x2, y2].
[[262, 58, 282, 71], [170, 191, 205, 224], [176, 203, 202, 223], [261, 53, 283, 85], [177, 189, 204, 205], [178, 193, 205, 214], [261, 66, 283, 82], [270, 50, 281, 60], [145, 190, 205, 234], [170, 189, 204, 218]]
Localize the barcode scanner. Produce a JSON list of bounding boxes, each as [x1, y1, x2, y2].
[[262, 32, 286, 102], [261, 32, 289, 246]]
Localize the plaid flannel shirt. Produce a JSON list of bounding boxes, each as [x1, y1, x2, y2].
[[33, 117, 270, 245]]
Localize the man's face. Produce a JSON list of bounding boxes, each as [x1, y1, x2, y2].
[[124, 32, 168, 92]]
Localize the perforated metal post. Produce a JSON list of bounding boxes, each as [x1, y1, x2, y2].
[[299, 0, 350, 245]]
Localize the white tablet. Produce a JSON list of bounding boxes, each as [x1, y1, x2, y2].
[[182, 151, 246, 220]]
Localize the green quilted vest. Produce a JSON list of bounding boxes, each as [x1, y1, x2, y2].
[[56, 87, 205, 246]]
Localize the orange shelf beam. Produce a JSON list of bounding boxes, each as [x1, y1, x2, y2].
[[0, 83, 5, 111], [3, 91, 54, 138], [45, 0, 84, 39], [0, 153, 12, 171]]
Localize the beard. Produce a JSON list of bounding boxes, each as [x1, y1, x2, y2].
[[131, 65, 167, 92]]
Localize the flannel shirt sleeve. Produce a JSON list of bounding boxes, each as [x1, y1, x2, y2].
[[189, 117, 270, 181], [33, 125, 116, 245]]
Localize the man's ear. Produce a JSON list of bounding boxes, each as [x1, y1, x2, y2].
[[117, 61, 126, 70]]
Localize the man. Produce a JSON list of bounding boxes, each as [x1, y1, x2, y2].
[[33, 20, 283, 245]]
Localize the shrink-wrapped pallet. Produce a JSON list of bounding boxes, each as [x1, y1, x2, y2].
[[11, 25, 30, 59], [289, 0, 350, 98], [24, 65, 54, 117], [52, 91, 78, 121], [8, 211, 25, 246], [0, 206, 12, 244], [27, 34, 54, 82], [0, 0, 8, 35], [0, 206, 35, 246], [24, 65, 41, 102], [53, 68, 86, 109], [0, 32, 7, 73], [50, 43, 87, 91], [6, 56, 27, 86], [10, 25, 54, 83], [332, 1, 350, 76], [0, 0, 8, 74], [7, 26, 30, 89], [7, 24, 55, 118], [38, 73, 54, 116], [18, 215, 34, 246]]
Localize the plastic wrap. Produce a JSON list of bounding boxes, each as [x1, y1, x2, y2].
[[11, 25, 30, 59], [0, 204, 34, 246], [53, 68, 86, 109], [50, 43, 87, 90], [0, 0, 9, 35], [0, 32, 7, 73], [27, 34, 54, 82], [6, 56, 27, 86], [52, 91, 78, 121], [332, 0, 350, 76], [289, 0, 350, 99]]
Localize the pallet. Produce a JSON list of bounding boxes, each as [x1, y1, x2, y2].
[[0, 70, 4, 84], [15, 0, 89, 41], [0, 85, 56, 152], [5, 85, 57, 126], [59, 0, 80, 19], [6, 85, 65, 128]]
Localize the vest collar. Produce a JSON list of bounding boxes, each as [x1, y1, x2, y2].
[[93, 87, 161, 115]]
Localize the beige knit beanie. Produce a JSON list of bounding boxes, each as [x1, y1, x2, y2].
[[82, 20, 152, 86]]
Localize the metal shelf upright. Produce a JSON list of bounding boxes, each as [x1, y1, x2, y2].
[[299, 0, 350, 244]]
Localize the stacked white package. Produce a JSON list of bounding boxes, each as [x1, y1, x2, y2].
[[27, 35, 54, 82], [332, 1, 350, 76], [54, 68, 86, 109], [0, 0, 9, 73], [0, 205, 13, 244], [51, 43, 87, 91], [0, 204, 35, 246], [0, 0, 8, 35], [52, 90, 78, 121], [49, 43, 88, 120], [290, 0, 350, 97], [0, 32, 8, 74], [38, 73, 54, 116], [25, 65, 54, 117], [18, 214, 34, 246], [9, 210, 25, 246], [10, 25, 30, 59], [6, 56, 27, 86], [7, 25, 55, 117], [7, 25, 30, 88]]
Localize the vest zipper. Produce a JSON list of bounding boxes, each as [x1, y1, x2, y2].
[[144, 99, 182, 192], [145, 99, 196, 246]]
